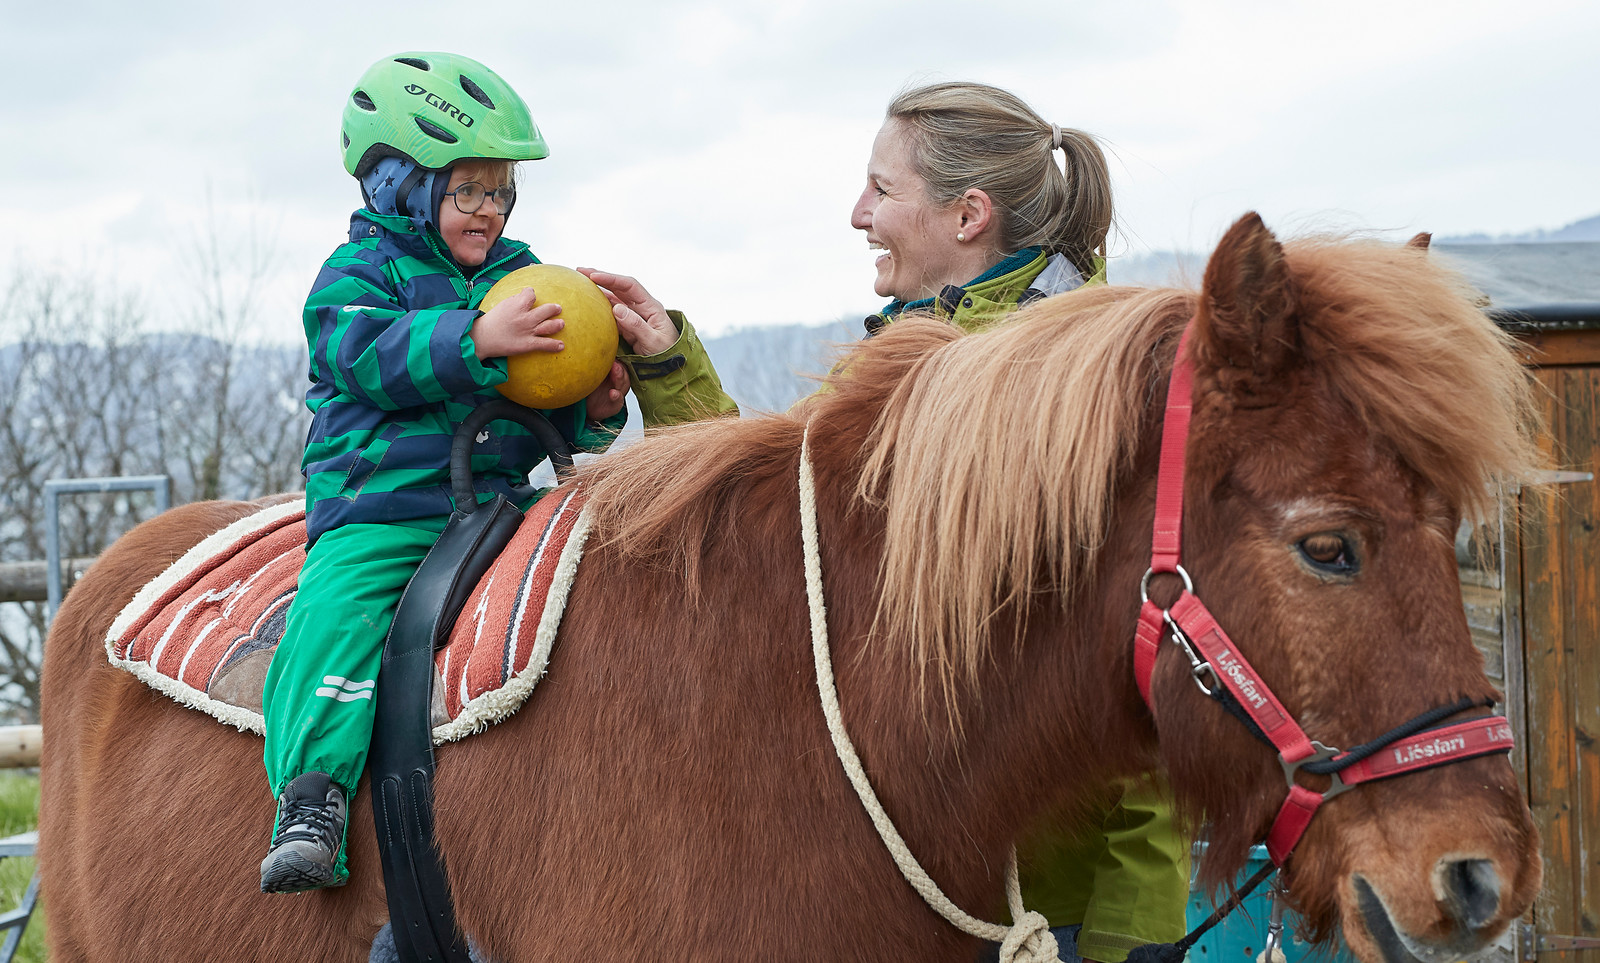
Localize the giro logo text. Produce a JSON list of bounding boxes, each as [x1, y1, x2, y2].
[[402, 84, 476, 128]]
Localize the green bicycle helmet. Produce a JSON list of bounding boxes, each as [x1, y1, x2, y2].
[[341, 52, 549, 177]]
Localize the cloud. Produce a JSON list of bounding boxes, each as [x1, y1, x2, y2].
[[2, 0, 1596, 342]]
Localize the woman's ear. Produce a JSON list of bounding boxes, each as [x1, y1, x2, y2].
[[954, 188, 995, 243]]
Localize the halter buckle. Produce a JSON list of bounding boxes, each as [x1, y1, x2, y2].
[[1280, 741, 1351, 801]]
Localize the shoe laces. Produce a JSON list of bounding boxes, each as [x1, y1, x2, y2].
[[273, 792, 344, 852]]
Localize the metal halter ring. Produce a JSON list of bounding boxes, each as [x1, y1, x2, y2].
[[1139, 564, 1193, 605]]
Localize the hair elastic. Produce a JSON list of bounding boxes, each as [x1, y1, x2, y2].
[[1050, 124, 1063, 150]]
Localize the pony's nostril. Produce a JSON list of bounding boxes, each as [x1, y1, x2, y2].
[[1439, 858, 1500, 932]]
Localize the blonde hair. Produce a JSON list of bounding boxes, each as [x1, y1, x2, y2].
[[887, 81, 1113, 274], [450, 157, 518, 188]]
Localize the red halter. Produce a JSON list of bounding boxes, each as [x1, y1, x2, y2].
[[1133, 324, 1514, 866]]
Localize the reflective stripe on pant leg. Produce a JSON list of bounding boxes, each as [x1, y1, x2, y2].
[[262, 518, 447, 797]]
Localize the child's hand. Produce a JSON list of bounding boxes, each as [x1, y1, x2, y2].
[[575, 268, 678, 356], [585, 361, 630, 422], [472, 287, 566, 359]]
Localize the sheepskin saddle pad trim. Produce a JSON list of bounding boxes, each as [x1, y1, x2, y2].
[[104, 489, 589, 745]]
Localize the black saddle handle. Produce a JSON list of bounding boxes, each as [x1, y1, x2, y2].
[[449, 399, 576, 514]]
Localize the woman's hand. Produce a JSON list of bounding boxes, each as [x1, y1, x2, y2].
[[471, 287, 565, 359], [585, 361, 630, 422], [576, 268, 679, 357]]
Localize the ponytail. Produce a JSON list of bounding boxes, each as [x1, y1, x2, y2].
[[887, 82, 1114, 274]]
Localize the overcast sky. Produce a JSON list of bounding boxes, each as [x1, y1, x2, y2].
[[3, 0, 1596, 342]]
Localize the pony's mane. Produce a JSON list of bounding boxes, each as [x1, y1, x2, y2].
[[579, 238, 1540, 706], [580, 284, 1193, 705], [855, 288, 1192, 700]]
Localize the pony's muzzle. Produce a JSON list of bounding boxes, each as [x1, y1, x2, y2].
[[1352, 864, 1507, 963]]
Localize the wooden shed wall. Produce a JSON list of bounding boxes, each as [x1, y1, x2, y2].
[[1463, 323, 1599, 963], [1520, 363, 1599, 963]]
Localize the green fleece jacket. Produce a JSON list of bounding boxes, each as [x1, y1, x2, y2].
[[619, 309, 738, 425], [869, 248, 1190, 961]]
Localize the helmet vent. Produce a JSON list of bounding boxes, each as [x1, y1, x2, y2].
[[342, 132, 351, 149], [414, 117, 459, 144], [351, 90, 377, 112], [458, 75, 495, 110], [394, 56, 431, 71]]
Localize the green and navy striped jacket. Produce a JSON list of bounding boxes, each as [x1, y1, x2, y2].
[[300, 209, 624, 545]]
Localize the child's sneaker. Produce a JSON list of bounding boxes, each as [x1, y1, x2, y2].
[[260, 772, 347, 893]]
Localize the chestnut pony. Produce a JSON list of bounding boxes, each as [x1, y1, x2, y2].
[[39, 215, 1541, 962]]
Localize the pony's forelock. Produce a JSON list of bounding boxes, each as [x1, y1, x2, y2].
[[1286, 238, 1543, 522]]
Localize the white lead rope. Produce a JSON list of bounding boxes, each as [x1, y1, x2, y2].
[[798, 429, 1061, 963]]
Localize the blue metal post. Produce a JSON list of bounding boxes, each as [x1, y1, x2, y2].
[[43, 475, 171, 623]]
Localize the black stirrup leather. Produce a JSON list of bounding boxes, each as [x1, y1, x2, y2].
[[368, 400, 575, 963]]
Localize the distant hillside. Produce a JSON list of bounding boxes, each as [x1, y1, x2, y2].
[[1114, 211, 1600, 306], [705, 318, 860, 413], [1109, 250, 1207, 288], [1119, 241, 1600, 307], [1440, 212, 1600, 245]]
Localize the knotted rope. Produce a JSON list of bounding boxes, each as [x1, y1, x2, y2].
[[798, 428, 1061, 963]]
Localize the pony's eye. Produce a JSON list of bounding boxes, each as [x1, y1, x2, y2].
[[1297, 533, 1358, 575]]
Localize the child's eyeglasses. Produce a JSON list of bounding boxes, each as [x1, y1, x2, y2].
[[444, 182, 516, 215]]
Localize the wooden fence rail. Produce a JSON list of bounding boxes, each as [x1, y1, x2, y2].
[[0, 559, 96, 604], [0, 728, 40, 769]]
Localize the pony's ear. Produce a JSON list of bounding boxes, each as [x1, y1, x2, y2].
[[1406, 231, 1432, 251], [1193, 212, 1299, 390]]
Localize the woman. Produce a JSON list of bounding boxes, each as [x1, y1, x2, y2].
[[584, 80, 1190, 963], [852, 82, 1110, 335], [850, 81, 1189, 963]]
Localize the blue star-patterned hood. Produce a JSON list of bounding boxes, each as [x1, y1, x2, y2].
[[358, 156, 449, 232]]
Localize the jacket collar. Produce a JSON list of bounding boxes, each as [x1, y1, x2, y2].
[[868, 247, 1096, 335]]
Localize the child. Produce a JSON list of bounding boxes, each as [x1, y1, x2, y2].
[[259, 50, 729, 893]]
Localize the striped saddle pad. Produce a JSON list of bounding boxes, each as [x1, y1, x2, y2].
[[104, 490, 590, 746]]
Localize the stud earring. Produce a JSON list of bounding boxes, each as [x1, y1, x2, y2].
[[957, 232, 966, 242]]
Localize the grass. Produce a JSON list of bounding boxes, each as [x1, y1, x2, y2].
[[0, 772, 43, 963]]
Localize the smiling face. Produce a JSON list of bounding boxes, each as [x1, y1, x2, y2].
[[850, 121, 974, 302], [438, 160, 512, 269]]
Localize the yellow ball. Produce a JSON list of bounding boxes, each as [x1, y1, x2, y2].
[[478, 264, 620, 409]]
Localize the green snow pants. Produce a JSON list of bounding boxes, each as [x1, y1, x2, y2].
[[261, 515, 449, 879]]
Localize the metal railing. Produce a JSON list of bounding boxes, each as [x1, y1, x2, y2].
[[0, 727, 41, 963], [43, 475, 170, 621]]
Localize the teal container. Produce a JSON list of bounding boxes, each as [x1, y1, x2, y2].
[[1186, 845, 1358, 963]]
